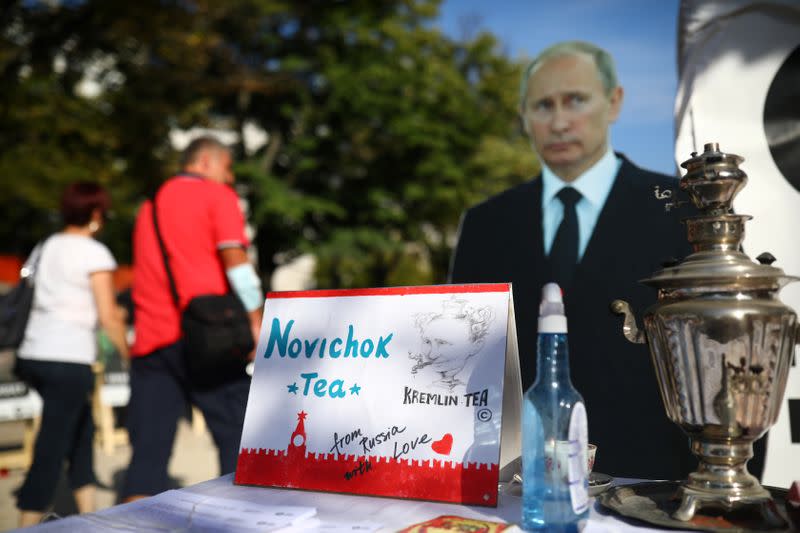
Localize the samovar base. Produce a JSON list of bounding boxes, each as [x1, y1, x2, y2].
[[598, 481, 796, 531], [672, 438, 787, 528], [674, 484, 787, 527]]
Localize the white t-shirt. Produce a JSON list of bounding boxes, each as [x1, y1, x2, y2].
[[18, 233, 117, 365]]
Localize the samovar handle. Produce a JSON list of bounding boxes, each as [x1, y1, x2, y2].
[[610, 300, 646, 344]]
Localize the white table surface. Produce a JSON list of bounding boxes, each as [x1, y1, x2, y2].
[[0, 390, 41, 422], [23, 473, 695, 532]]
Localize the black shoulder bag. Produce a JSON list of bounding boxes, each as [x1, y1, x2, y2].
[[150, 197, 254, 388], [0, 243, 43, 350]]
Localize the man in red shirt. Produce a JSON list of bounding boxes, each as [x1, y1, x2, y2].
[[123, 136, 263, 501]]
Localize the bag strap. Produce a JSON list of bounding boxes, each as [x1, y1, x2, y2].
[[150, 192, 181, 309]]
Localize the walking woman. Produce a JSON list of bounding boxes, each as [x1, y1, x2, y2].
[[15, 182, 129, 526]]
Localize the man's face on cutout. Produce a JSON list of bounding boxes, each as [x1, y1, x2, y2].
[[520, 53, 623, 182]]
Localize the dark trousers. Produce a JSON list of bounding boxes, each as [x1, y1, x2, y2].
[[121, 341, 250, 497], [15, 358, 96, 512]]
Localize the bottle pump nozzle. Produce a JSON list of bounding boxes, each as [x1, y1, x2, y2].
[[538, 282, 567, 333]]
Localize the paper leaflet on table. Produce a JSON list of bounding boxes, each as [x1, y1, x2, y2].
[[28, 490, 316, 532], [398, 514, 521, 532]]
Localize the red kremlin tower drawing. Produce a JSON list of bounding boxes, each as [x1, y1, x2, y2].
[[235, 411, 500, 506], [288, 411, 307, 456]]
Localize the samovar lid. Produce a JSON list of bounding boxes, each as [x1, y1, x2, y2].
[[642, 247, 798, 291], [642, 143, 799, 291]]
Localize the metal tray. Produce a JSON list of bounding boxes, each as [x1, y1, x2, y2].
[[597, 481, 798, 532], [589, 472, 613, 498]]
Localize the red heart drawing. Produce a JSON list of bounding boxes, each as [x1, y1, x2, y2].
[[431, 433, 453, 455]]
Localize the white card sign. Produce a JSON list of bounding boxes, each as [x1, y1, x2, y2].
[[235, 284, 521, 506]]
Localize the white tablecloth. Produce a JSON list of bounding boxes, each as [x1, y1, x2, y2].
[[26, 473, 694, 532]]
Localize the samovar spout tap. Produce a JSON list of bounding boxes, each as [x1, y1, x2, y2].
[[610, 300, 646, 344]]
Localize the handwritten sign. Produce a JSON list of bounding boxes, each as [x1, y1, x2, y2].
[[235, 284, 521, 506]]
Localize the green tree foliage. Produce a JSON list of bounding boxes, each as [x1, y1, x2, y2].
[[0, 0, 536, 287]]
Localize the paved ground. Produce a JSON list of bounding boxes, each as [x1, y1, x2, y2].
[[0, 414, 218, 531]]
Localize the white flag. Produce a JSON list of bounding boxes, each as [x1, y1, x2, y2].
[[675, 0, 800, 488]]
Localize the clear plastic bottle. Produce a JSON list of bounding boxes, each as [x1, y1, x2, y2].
[[521, 283, 589, 532]]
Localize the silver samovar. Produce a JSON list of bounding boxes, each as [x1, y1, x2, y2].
[[611, 143, 797, 523]]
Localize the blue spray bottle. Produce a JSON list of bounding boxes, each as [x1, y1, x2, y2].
[[521, 283, 589, 532]]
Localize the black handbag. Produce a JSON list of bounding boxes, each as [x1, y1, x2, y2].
[[151, 197, 253, 388], [0, 244, 43, 350]]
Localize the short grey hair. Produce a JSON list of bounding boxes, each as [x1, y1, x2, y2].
[[519, 41, 619, 109]]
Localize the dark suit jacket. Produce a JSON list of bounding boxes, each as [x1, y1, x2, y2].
[[450, 154, 701, 480]]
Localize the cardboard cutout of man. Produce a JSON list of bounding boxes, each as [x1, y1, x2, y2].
[[450, 41, 718, 480]]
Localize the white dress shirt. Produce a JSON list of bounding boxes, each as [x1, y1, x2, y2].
[[541, 147, 621, 260]]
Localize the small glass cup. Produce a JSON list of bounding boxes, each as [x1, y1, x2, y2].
[[587, 443, 597, 474]]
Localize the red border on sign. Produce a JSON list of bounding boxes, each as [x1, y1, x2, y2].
[[266, 283, 509, 300], [235, 410, 500, 506]]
